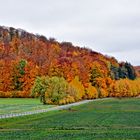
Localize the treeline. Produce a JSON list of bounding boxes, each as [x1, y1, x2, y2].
[[0, 26, 139, 104], [31, 76, 140, 105]]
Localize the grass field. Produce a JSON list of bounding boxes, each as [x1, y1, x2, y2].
[[0, 98, 140, 140], [0, 98, 54, 115]]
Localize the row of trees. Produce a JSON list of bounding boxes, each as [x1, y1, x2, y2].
[[31, 76, 140, 105]]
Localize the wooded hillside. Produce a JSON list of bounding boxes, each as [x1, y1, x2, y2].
[[0, 26, 139, 104]]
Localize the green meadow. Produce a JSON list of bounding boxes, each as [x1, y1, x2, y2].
[[0, 98, 54, 115], [0, 98, 140, 140]]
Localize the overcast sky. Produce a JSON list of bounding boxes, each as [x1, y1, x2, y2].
[[0, 0, 140, 65]]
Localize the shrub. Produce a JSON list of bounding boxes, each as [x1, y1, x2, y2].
[[32, 76, 69, 104]]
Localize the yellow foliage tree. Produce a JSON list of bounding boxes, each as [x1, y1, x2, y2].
[[69, 76, 85, 101], [85, 84, 98, 99], [99, 88, 108, 98], [109, 79, 140, 98]]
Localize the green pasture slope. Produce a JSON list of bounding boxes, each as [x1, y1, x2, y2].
[[0, 98, 54, 115], [0, 98, 140, 140]]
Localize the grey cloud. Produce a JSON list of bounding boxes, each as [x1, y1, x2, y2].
[[0, 0, 140, 65]]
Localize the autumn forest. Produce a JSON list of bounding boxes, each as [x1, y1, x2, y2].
[[0, 26, 140, 105]]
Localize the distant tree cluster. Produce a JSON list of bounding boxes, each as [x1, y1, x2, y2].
[[110, 62, 136, 80]]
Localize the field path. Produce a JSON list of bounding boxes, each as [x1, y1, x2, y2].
[[0, 99, 101, 119]]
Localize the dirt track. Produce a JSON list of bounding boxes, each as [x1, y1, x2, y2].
[[0, 99, 94, 119]]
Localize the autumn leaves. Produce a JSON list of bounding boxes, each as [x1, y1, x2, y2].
[[0, 26, 140, 103]]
